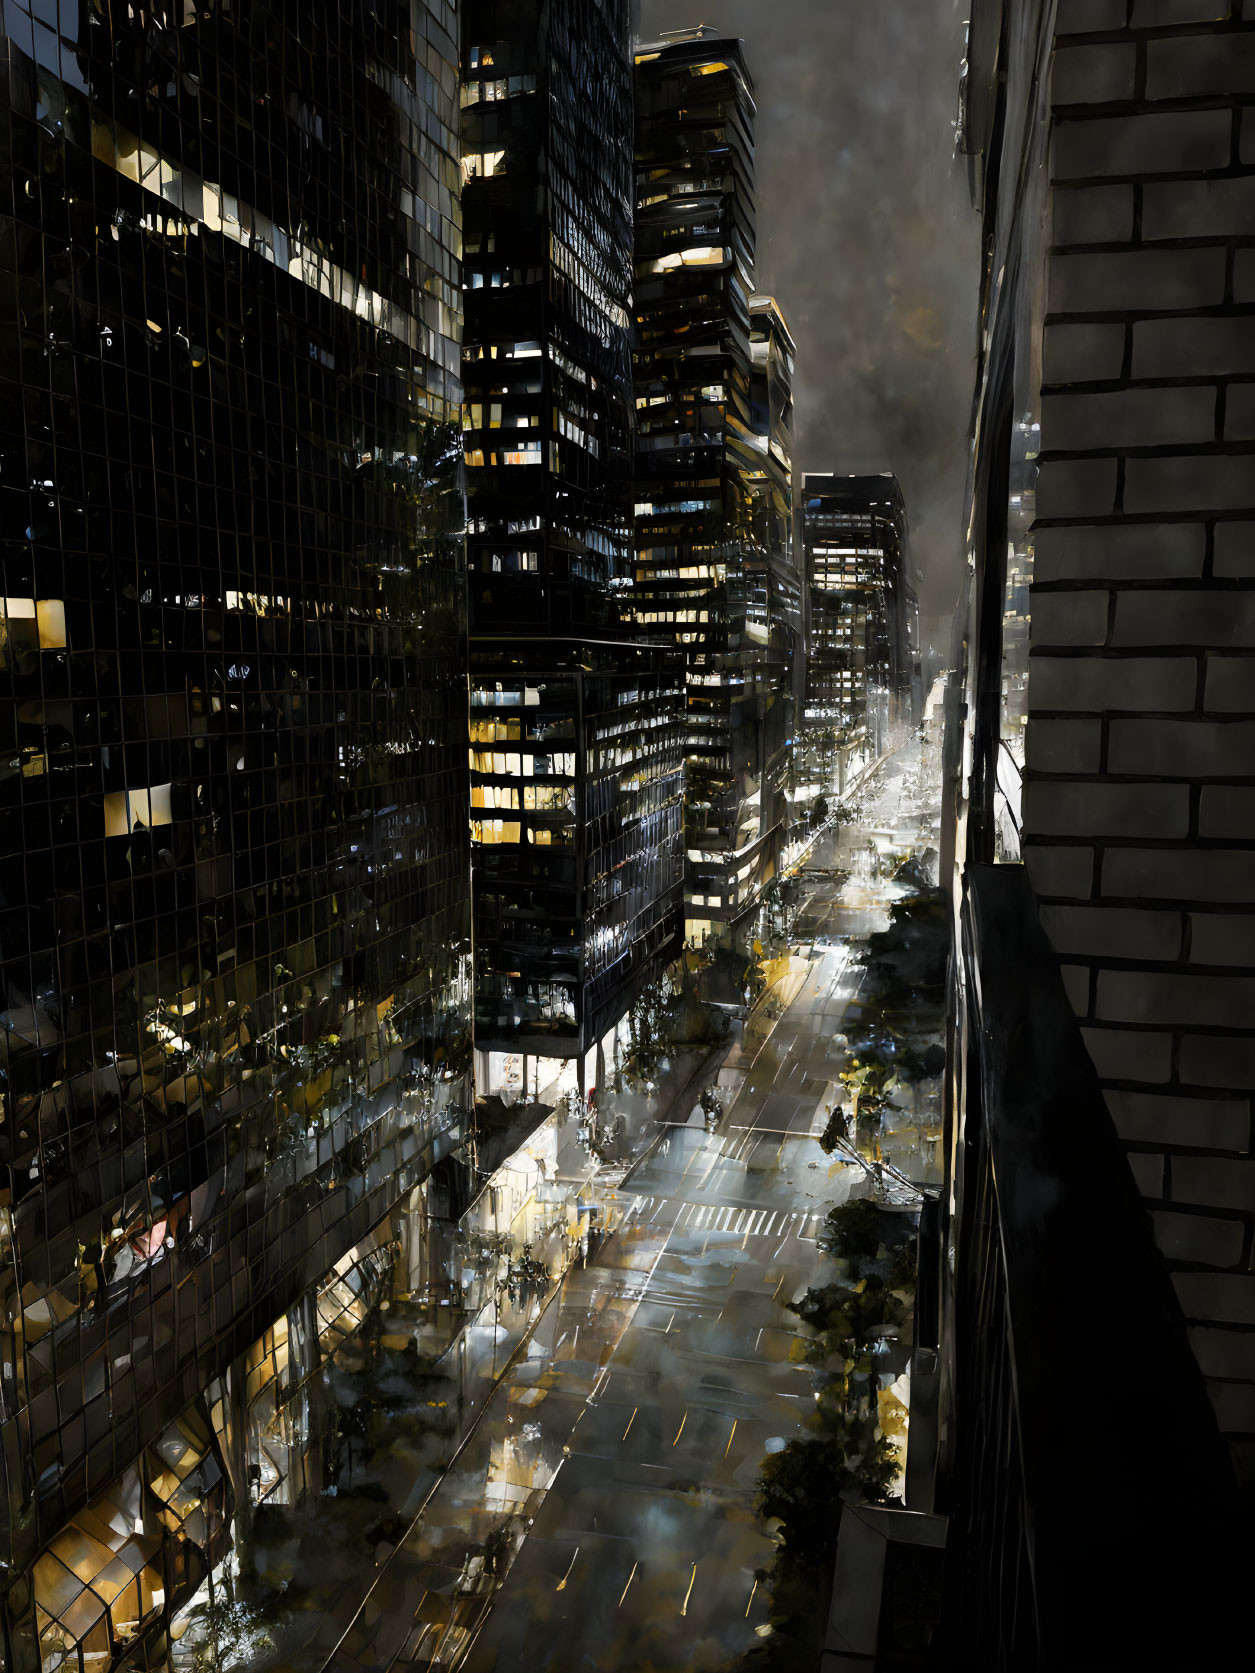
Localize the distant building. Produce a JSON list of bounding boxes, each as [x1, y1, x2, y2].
[[462, 0, 685, 1097], [468, 645, 685, 1098], [0, 3, 471, 1664], [633, 27, 788, 944], [749, 296, 804, 873], [799, 473, 919, 803]]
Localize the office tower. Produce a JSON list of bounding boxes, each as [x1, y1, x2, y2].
[[799, 473, 917, 801], [0, 4, 469, 1665], [462, 0, 684, 1098], [748, 294, 801, 875], [633, 26, 784, 948]]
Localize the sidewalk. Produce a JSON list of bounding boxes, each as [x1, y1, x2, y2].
[[171, 1025, 739, 1669]]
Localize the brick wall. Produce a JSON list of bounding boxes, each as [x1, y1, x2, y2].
[[1026, 0, 1255, 1481]]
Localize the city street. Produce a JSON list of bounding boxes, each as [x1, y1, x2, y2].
[[316, 742, 942, 1673]]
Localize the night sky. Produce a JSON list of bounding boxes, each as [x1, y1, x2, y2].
[[637, 1, 980, 649]]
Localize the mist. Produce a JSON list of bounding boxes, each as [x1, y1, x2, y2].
[[638, 1, 981, 649]]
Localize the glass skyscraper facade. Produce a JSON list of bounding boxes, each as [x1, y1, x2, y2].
[[0, 3, 470, 1665], [461, 0, 635, 636], [462, 0, 684, 1095], [633, 28, 783, 944], [800, 473, 918, 795]]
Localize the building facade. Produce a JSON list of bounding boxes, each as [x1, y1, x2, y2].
[[633, 27, 786, 945], [461, 0, 635, 636], [799, 473, 918, 806], [462, 0, 685, 1096], [0, 3, 470, 1665], [469, 645, 685, 1096], [912, 0, 1255, 1661], [748, 294, 802, 877]]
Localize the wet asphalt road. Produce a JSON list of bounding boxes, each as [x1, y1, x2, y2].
[[325, 751, 941, 1672]]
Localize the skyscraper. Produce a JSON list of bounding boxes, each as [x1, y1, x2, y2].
[[0, 4, 469, 1664], [633, 27, 786, 946], [462, 0, 684, 1099], [748, 294, 800, 876], [799, 473, 918, 801]]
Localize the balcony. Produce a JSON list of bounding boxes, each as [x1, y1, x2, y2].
[[879, 864, 1248, 1671]]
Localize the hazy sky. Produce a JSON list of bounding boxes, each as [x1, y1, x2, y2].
[[638, 1, 980, 643]]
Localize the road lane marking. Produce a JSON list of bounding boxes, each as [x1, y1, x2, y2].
[[618, 1562, 638, 1608], [724, 1418, 738, 1459], [622, 1406, 637, 1440], [745, 1577, 759, 1616], [555, 1546, 580, 1592], [672, 1410, 687, 1446], [680, 1561, 698, 1617]]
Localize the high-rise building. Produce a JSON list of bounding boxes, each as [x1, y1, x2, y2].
[[461, 0, 635, 636], [468, 646, 685, 1097], [799, 473, 918, 802], [748, 294, 801, 881], [462, 0, 685, 1098], [633, 26, 784, 946], [0, 4, 470, 1665]]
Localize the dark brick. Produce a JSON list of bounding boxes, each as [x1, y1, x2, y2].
[[1214, 522, 1255, 578], [1024, 842, 1095, 898], [1029, 652, 1196, 710], [1026, 716, 1103, 772], [1042, 385, 1215, 449], [1174, 1156, 1255, 1210], [1191, 910, 1255, 964], [1052, 184, 1136, 246], [1054, 42, 1138, 103], [1058, 0, 1129, 28], [1102, 847, 1255, 901], [1189, 1326, 1255, 1381], [1198, 784, 1255, 834], [1035, 522, 1205, 581], [1225, 384, 1255, 441], [1054, 111, 1231, 182], [1028, 588, 1110, 647], [1150, 1210, 1245, 1267], [1204, 654, 1255, 711], [1174, 1272, 1255, 1325], [1143, 176, 1255, 242], [1181, 1032, 1255, 1088], [1132, 316, 1255, 380], [1043, 321, 1127, 383], [1036, 457, 1117, 518], [1146, 31, 1255, 97], [1049, 247, 1226, 314], [1107, 1088, 1250, 1148], [1024, 778, 1189, 837], [1113, 590, 1255, 647], [1124, 454, 1255, 515], [1132, 0, 1232, 21], [1083, 1023, 1174, 1080], [1041, 901, 1183, 958], [1108, 716, 1255, 776], [1129, 1151, 1166, 1196], [1096, 968, 1255, 1024]]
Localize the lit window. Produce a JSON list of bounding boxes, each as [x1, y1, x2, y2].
[[104, 784, 172, 837]]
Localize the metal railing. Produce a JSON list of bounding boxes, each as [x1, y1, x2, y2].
[[931, 864, 1247, 1671]]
